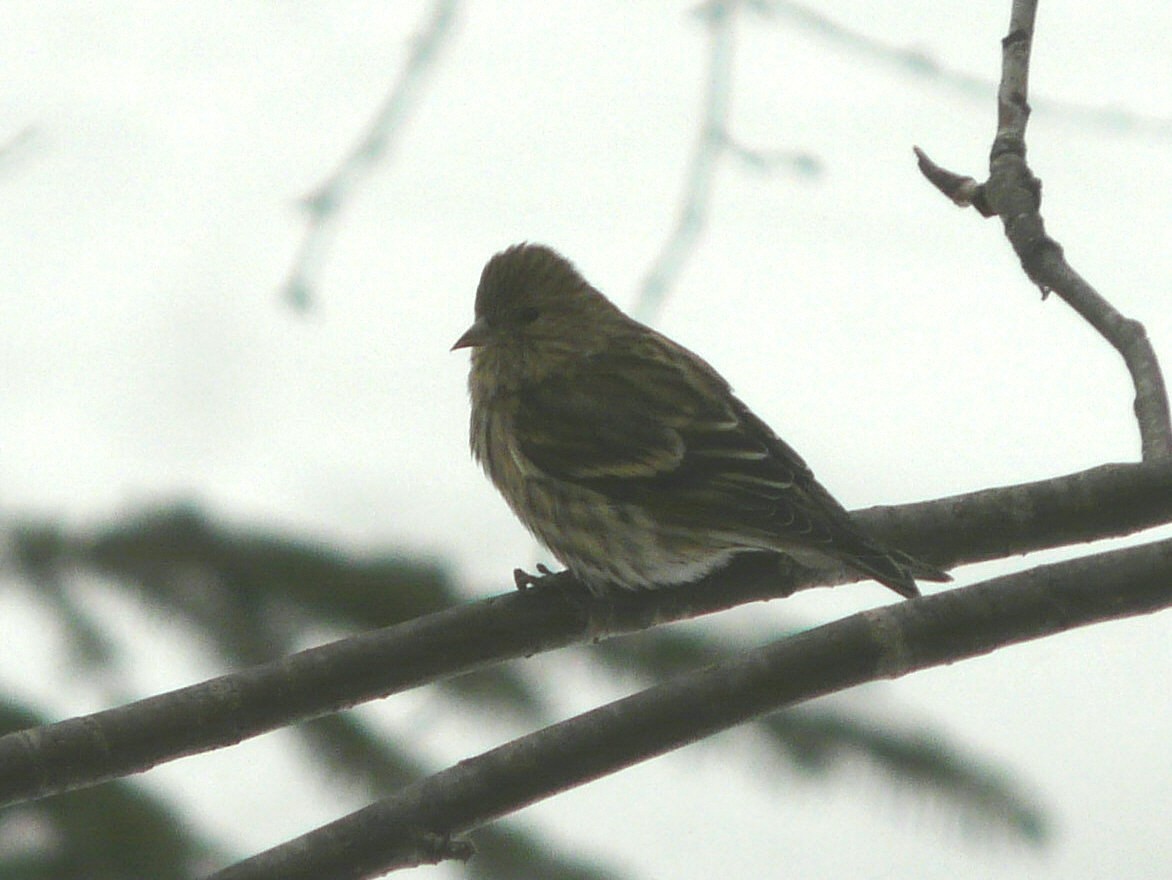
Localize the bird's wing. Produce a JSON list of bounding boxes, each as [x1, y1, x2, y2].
[[513, 349, 835, 536], [513, 354, 701, 480], [514, 346, 936, 597]]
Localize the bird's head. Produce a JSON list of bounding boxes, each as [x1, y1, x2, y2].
[[453, 244, 625, 380]]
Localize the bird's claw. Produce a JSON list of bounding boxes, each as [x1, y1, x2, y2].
[[513, 563, 557, 591]]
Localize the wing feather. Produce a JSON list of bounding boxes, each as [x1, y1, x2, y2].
[[514, 348, 834, 541]]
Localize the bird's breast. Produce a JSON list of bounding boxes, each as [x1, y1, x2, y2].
[[470, 394, 529, 487]]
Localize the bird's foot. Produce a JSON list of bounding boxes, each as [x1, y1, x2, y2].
[[512, 562, 558, 591]]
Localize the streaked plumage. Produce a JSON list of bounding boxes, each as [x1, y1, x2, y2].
[[454, 243, 949, 599]]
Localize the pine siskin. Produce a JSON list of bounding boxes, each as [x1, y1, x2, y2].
[[453, 243, 949, 599]]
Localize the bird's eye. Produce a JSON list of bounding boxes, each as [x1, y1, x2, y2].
[[516, 307, 540, 325]]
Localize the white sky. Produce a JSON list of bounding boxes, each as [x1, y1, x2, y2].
[[1, 2, 1170, 878]]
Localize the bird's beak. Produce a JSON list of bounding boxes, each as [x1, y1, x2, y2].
[[452, 317, 491, 351]]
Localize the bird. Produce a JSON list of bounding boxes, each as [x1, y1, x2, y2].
[[453, 243, 949, 600]]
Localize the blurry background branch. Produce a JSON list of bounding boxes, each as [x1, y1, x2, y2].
[[634, 0, 820, 323], [279, 0, 1172, 324], [282, 0, 460, 310], [766, 0, 1172, 135]]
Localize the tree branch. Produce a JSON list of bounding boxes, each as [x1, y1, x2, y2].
[[633, 0, 818, 323], [1, 461, 1170, 810], [282, 0, 459, 310], [207, 537, 1172, 879], [914, 0, 1172, 460], [768, 1, 1172, 136]]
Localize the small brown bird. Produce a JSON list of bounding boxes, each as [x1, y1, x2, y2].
[[453, 243, 948, 599]]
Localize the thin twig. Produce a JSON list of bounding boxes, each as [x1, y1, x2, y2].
[[633, 1, 736, 323], [915, 0, 1172, 461], [634, 0, 818, 323], [1, 461, 1171, 810], [767, 0, 1172, 137], [282, 0, 459, 310], [208, 537, 1172, 879]]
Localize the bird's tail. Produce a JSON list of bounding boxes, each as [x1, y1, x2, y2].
[[844, 545, 951, 600], [893, 549, 952, 584]]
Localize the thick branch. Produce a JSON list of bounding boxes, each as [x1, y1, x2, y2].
[[209, 538, 1172, 879], [0, 462, 1170, 809], [914, 0, 1172, 460]]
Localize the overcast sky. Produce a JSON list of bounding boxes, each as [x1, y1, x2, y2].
[[1, 2, 1170, 878]]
